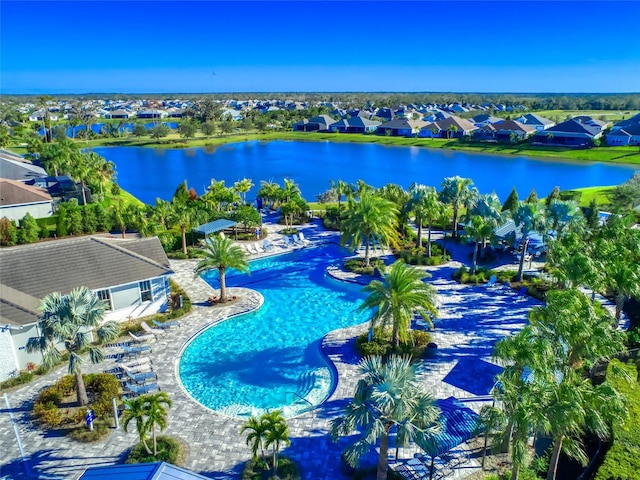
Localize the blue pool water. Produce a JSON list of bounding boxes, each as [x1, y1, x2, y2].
[[178, 244, 370, 418]]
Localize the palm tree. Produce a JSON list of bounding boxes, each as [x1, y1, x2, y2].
[[469, 193, 504, 258], [340, 190, 399, 267], [26, 287, 120, 405], [262, 410, 290, 478], [122, 396, 153, 454], [331, 355, 442, 480], [122, 392, 172, 457], [240, 415, 268, 460], [546, 231, 600, 290], [377, 183, 410, 237], [512, 201, 547, 281], [359, 260, 438, 348], [546, 200, 583, 239], [465, 215, 494, 274], [476, 404, 506, 470], [257, 180, 280, 210], [408, 185, 443, 256], [193, 236, 249, 302], [234, 177, 254, 204], [167, 202, 207, 255], [439, 176, 476, 239]]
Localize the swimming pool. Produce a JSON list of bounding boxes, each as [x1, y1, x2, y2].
[[178, 244, 370, 418]]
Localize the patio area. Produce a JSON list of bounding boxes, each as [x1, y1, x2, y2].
[[0, 224, 540, 480]]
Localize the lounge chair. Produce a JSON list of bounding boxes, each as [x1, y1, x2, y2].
[[263, 239, 273, 252], [124, 381, 160, 397], [153, 319, 180, 329], [284, 236, 294, 247], [298, 231, 309, 244], [122, 357, 152, 371], [141, 322, 165, 336], [129, 331, 155, 343], [292, 234, 304, 245], [122, 365, 157, 384], [485, 275, 497, 288], [121, 344, 151, 357]]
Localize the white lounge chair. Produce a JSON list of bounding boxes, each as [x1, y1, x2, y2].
[[153, 319, 180, 329], [124, 381, 160, 397], [128, 331, 155, 343], [298, 231, 310, 244], [292, 234, 304, 245], [141, 322, 165, 336], [122, 365, 157, 383]]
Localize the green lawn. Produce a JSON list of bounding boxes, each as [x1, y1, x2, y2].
[[534, 109, 639, 123]]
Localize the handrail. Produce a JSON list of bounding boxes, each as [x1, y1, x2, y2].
[[285, 391, 313, 407]]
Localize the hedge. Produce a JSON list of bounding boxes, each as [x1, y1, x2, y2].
[[595, 360, 640, 480]]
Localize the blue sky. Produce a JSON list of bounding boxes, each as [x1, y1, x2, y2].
[[1, 0, 639, 94]]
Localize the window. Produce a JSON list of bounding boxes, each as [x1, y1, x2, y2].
[[139, 280, 152, 302], [96, 289, 112, 310]]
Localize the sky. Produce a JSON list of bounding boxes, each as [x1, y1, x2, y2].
[[1, 0, 639, 94]]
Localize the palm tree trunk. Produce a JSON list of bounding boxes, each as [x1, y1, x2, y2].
[[181, 226, 188, 255], [272, 446, 279, 478], [471, 242, 479, 274], [426, 222, 432, 257], [75, 370, 89, 405], [546, 435, 563, 480], [452, 206, 459, 238], [516, 238, 530, 282], [219, 267, 227, 302], [364, 238, 371, 267], [377, 430, 390, 480], [81, 181, 88, 206], [511, 465, 519, 480], [153, 425, 157, 456], [416, 216, 423, 249], [615, 293, 624, 321]]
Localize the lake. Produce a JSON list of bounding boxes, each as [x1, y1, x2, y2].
[[92, 141, 637, 205]]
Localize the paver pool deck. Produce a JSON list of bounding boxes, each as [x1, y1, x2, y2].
[[0, 223, 542, 480]]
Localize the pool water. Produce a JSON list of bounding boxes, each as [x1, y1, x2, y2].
[[178, 244, 370, 418]]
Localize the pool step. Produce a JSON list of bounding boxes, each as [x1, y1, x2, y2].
[[295, 370, 317, 398]]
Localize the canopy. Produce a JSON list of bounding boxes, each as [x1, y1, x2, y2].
[[192, 219, 237, 235], [417, 397, 480, 457]]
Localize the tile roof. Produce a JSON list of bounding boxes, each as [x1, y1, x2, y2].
[[493, 120, 536, 134], [0, 236, 173, 326], [0, 178, 52, 206], [79, 462, 211, 480], [547, 119, 601, 137], [0, 150, 48, 181]]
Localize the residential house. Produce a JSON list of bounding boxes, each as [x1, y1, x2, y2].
[[329, 116, 381, 134], [0, 150, 48, 181], [24, 175, 91, 206], [515, 113, 555, 131], [606, 113, 640, 146], [167, 108, 185, 118], [0, 236, 173, 381], [79, 462, 212, 480], [474, 120, 536, 143], [104, 109, 133, 119], [292, 115, 336, 132], [531, 118, 604, 147], [471, 114, 502, 128], [418, 116, 478, 138], [137, 109, 168, 119], [373, 107, 395, 122], [27, 110, 59, 122], [377, 117, 428, 137], [0, 178, 54, 222]]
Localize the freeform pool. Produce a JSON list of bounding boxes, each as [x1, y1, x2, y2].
[[178, 245, 370, 418]]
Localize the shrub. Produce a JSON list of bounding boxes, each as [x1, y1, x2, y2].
[[0, 371, 33, 390], [85, 374, 120, 415], [68, 419, 110, 443], [355, 327, 432, 360], [241, 456, 300, 480], [126, 436, 184, 465], [344, 257, 385, 276]]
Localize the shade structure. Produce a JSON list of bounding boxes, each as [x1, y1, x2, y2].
[[417, 397, 481, 457], [192, 219, 237, 236], [80, 461, 211, 480]]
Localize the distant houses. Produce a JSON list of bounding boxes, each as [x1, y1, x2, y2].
[[606, 113, 640, 146], [419, 116, 478, 139], [531, 117, 606, 147]]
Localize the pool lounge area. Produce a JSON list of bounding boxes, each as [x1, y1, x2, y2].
[[0, 224, 542, 480]]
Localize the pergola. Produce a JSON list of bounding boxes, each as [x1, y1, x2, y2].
[[192, 219, 237, 236]]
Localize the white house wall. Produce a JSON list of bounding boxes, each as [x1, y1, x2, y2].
[[10, 324, 44, 372], [0, 329, 19, 380], [0, 201, 54, 222]]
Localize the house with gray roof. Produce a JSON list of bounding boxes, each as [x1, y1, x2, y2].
[[329, 116, 381, 134], [0, 149, 47, 181], [377, 117, 427, 137], [0, 236, 173, 381], [474, 120, 536, 143], [515, 113, 555, 131], [293, 115, 336, 132], [606, 113, 640, 146], [0, 178, 54, 222], [531, 118, 604, 147], [471, 114, 502, 128]]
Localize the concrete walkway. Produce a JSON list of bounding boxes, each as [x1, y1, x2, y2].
[[1, 222, 544, 480]]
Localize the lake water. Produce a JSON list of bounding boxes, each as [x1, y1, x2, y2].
[[92, 141, 637, 205]]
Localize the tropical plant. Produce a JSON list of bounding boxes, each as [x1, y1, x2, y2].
[[122, 392, 173, 456], [465, 215, 494, 274], [439, 176, 477, 238], [193, 236, 249, 302], [330, 355, 441, 480], [408, 183, 443, 255], [234, 177, 254, 204], [262, 410, 290, 478], [340, 190, 399, 267], [240, 415, 268, 460], [26, 287, 120, 405], [359, 260, 438, 348], [512, 201, 547, 281]]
